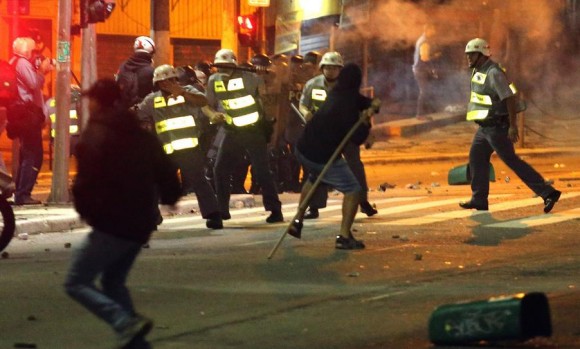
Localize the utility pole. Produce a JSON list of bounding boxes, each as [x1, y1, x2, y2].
[[48, 0, 72, 203], [223, 0, 239, 55], [80, 24, 97, 131], [151, 0, 171, 65]]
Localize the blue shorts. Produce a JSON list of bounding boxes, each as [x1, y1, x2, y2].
[[295, 149, 361, 194]]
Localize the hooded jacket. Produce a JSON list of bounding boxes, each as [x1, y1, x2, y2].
[[297, 63, 371, 164], [117, 51, 155, 103], [72, 102, 181, 243]]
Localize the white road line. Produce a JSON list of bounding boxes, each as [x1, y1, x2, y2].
[[484, 207, 580, 229], [383, 192, 580, 226]]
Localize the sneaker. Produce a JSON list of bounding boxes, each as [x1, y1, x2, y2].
[[335, 235, 365, 250], [303, 208, 319, 219], [117, 315, 153, 349], [287, 219, 303, 239], [266, 210, 284, 223], [360, 201, 378, 217], [221, 212, 231, 220]]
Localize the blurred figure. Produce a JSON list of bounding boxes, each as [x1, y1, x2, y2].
[[7, 37, 52, 205], [412, 23, 441, 121], [46, 84, 82, 157], [65, 79, 181, 348], [116, 36, 156, 109]]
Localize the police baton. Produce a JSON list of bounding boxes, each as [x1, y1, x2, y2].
[[211, 63, 273, 74], [267, 99, 381, 259], [289, 103, 307, 124]]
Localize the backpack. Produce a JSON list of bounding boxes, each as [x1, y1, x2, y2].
[[0, 58, 18, 107], [116, 67, 139, 107]]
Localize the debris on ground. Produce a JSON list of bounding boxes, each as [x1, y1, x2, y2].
[[378, 182, 396, 191], [406, 183, 421, 190], [347, 272, 360, 277], [17, 233, 29, 240], [64, 243, 72, 248], [414, 253, 423, 261], [1, 251, 9, 259], [505, 176, 510, 183]]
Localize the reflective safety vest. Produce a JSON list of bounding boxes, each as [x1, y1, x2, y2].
[[213, 75, 261, 127], [152, 94, 199, 154], [48, 98, 80, 139], [310, 88, 327, 112], [467, 61, 517, 121]]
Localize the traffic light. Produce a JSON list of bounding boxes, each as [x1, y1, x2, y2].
[[237, 13, 257, 47], [7, 0, 30, 15], [80, 0, 116, 27]]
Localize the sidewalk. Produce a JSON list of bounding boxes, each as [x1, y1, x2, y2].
[[12, 194, 256, 236]]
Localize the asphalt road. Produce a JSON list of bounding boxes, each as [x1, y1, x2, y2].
[[1, 116, 579, 349]]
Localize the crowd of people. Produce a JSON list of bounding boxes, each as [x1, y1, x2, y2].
[[3, 32, 563, 348]]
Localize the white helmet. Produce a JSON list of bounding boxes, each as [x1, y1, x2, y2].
[[134, 36, 156, 54], [12, 37, 36, 59], [153, 64, 178, 83], [319, 51, 344, 69], [465, 38, 491, 57], [214, 49, 237, 65]]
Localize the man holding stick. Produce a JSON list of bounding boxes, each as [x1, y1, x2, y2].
[[286, 63, 380, 250]]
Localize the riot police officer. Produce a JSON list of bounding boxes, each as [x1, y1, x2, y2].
[[204, 49, 284, 224], [137, 64, 223, 229]]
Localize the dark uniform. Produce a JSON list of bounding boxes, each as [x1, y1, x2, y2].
[[206, 67, 283, 223], [138, 82, 222, 228], [461, 38, 560, 213]]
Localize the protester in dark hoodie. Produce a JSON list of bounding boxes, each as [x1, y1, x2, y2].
[[289, 63, 380, 250], [116, 36, 156, 109], [64, 79, 181, 348]]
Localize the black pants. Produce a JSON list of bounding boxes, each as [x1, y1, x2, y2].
[[468, 125, 556, 204], [413, 65, 437, 117], [171, 148, 219, 218], [308, 141, 369, 209], [214, 128, 281, 214], [15, 128, 43, 202]]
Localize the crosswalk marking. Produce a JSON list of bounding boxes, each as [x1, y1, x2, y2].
[[383, 192, 580, 226], [159, 192, 580, 231], [485, 207, 580, 229]]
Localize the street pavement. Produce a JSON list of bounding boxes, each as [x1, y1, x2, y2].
[[7, 109, 580, 237]]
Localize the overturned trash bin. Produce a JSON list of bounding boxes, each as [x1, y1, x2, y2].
[[429, 292, 551, 345], [448, 163, 496, 185]]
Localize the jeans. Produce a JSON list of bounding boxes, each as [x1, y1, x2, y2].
[[64, 229, 144, 335], [469, 125, 556, 204], [15, 128, 43, 202]]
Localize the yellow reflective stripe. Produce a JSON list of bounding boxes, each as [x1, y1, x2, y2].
[[232, 112, 259, 126], [470, 91, 492, 105], [50, 113, 55, 122], [163, 138, 199, 154], [509, 83, 517, 94], [227, 78, 245, 91], [154, 96, 167, 108], [70, 125, 79, 134], [49, 99, 56, 107], [222, 95, 255, 111], [214, 80, 226, 92], [471, 72, 487, 85], [466, 109, 489, 121], [166, 95, 185, 106], [312, 89, 327, 101], [155, 116, 195, 133]]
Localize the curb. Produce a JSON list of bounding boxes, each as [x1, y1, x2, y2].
[[14, 194, 256, 236], [373, 112, 465, 137]]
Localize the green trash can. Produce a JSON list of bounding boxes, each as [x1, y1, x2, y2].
[[429, 292, 552, 345], [448, 163, 496, 185]]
